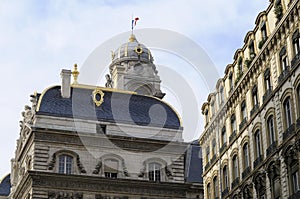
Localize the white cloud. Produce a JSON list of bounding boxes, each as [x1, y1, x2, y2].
[[0, 0, 270, 178]]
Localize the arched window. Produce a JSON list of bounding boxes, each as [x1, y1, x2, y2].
[[222, 165, 228, 190], [252, 86, 258, 106], [241, 100, 247, 120], [279, 46, 288, 72], [238, 57, 243, 74], [206, 146, 210, 163], [267, 115, 276, 145], [243, 143, 250, 169], [264, 68, 272, 91], [254, 130, 262, 158], [292, 29, 299, 57], [207, 183, 211, 199], [221, 126, 227, 145], [104, 159, 118, 178], [232, 155, 239, 180], [213, 176, 218, 198], [58, 155, 73, 174], [283, 96, 293, 128], [229, 72, 233, 91], [149, 163, 161, 182]]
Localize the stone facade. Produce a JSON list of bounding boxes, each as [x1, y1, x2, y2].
[[200, 0, 300, 199]]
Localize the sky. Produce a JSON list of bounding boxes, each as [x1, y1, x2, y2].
[[0, 0, 270, 179]]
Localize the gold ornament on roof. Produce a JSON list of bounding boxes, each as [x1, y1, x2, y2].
[[92, 87, 105, 107], [135, 45, 143, 55], [72, 64, 79, 85]]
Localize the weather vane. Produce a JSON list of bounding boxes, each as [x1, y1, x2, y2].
[[131, 16, 139, 34]]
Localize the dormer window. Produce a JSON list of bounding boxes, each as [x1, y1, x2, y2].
[[219, 86, 224, 105], [252, 86, 258, 106], [104, 159, 118, 178], [261, 21, 267, 41], [59, 155, 73, 174], [238, 57, 243, 74], [205, 109, 209, 125], [280, 47, 289, 71], [149, 163, 161, 182], [249, 40, 256, 59], [229, 72, 233, 90], [292, 30, 300, 57]]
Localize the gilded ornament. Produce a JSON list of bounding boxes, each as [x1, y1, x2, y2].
[[92, 88, 105, 107]]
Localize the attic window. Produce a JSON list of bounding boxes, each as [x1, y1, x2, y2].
[[96, 124, 106, 134]]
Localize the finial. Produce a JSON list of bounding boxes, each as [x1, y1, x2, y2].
[[72, 64, 79, 85], [129, 34, 136, 42]]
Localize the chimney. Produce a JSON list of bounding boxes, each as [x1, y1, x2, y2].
[[60, 69, 72, 98]]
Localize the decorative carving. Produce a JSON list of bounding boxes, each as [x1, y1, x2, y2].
[[76, 155, 86, 174], [253, 172, 266, 193], [48, 191, 83, 199], [93, 160, 102, 174], [105, 74, 113, 88], [92, 88, 105, 107], [267, 160, 280, 179], [284, 145, 298, 165], [48, 153, 56, 170], [138, 163, 146, 178], [165, 165, 172, 177], [122, 159, 129, 177]]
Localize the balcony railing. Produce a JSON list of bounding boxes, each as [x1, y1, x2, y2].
[[231, 177, 240, 189], [239, 117, 248, 131], [221, 187, 229, 198], [262, 87, 273, 103], [229, 130, 236, 143], [250, 104, 259, 117], [253, 155, 264, 169], [219, 142, 227, 154], [288, 190, 300, 199], [211, 154, 217, 164], [278, 66, 290, 84], [291, 51, 300, 69], [283, 123, 296, 141], [266, 141, 277, 157], [242, 166, 251, 179], [205, 161, 211, 171]]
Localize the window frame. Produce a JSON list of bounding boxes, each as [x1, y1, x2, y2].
[[58, 154, 73, 175], [254, 129, 262, 158], [148, 162, 161, 182]]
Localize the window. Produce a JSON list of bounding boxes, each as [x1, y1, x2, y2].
[[249, 40, 256, 59], [238, 58, 243, 74], [252, 86, 258, 106], [213, 176, 218, 198], [206, 146, 210, 163], [223, 166, 228, 189], [261, 22, 267, 41], [104, 159, 118, 178], [241, 100, 247, 120], [267, 115, 276, 145], [205, 109, 209, 125], [207, 183, 211, 199], [297, 85, 300, 114], [212, 139, 216, 156], [243, 143, 250, 168], [231, 115, 236, 132], [264, 69, 272, 91], [220, 86, 224, 105], [292, 30, 299, 56], [221, 127, 227, 145], [59, 155, 73, 174], [149, 163, 161, 182], [211, 102, 215, 116], [292, 170, 300, 193], [280, 47, 288, 71], [254, 130, 262, 157], [232, 155, 239, 180], [283, 97, 293, 128], [229, 72, 233, 90]]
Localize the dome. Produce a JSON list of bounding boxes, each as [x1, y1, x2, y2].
[[110, 34, 153, 66]]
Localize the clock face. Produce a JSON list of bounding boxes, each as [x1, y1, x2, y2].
[[134, 64, 143, 73]]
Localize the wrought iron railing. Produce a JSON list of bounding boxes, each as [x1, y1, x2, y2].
[[242, 166, 251, 179], [250, 104, 259, 117], [291, 51, 300, 69], [231, 177, 240, 189], [262, 87, 273, 103], [253, 155, 263, 169], [229, 130, 236, 143], [266, 141, 277, 157], [239, 117, 248, 131], [278, 66, 290, 84], [283, 123, 296, 141], [219, 142, 227, 154]]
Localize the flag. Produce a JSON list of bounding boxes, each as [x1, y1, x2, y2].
[[131, 17, 139, 30]]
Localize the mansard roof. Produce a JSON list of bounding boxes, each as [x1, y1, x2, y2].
[[36, 85, 181, 129]]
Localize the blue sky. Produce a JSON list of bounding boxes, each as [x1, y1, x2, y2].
[[0, 0, 269, 179]]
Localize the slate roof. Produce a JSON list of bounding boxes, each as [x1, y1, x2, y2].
[[37, 86, 181, 129], [185, 140, 203, 183], [0, 174, 11, 196]]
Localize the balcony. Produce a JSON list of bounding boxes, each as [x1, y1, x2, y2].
[[266, 141, 277, 157], [278, 66, 290, 84], [262, 87, 273, 103], [219, 142, 227, 154], [291, 51, 300, 69], [231, 177, 240, 189], [211, 154, 217, 164], [242, 166, 251, 179], [283, 123, 296, 141], [250, 104, 259, 117], [221, 187, 229, 198], [229, 130, 236, 143], [288, 190, 300, 199], [205, 161, 211, 171], [253, 155, 263, 169], [239, 117, 247, 131]]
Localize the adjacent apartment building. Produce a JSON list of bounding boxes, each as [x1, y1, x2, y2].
[[200, 0, 299, 198]]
